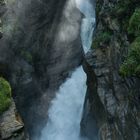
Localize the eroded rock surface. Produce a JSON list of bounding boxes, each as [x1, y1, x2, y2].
[[0, 99, 26, 140], [82, 0, 140, 140]]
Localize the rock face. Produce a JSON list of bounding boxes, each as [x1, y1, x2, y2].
[[0, 1, 26, 140], [0, 0, 83, 138], [0, 99, 26, 140], [82, 0, 140, 140], [0, 0, 6, 38]]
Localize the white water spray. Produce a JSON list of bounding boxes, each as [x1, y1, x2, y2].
[[40, 67, 87, 140], [40, 0, 95, 140]]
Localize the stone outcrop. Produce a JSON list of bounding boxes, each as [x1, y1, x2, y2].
[[0, 99, 27, 140], [82, 0, 140, 140]]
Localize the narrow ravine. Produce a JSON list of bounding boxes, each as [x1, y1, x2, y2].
[[40, 0, 95, 140]]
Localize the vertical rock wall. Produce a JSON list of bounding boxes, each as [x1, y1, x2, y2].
[[0, 1, 27, 139], [82, 0, 140, 140]]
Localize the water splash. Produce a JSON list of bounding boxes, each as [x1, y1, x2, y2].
[[40, 0, 95, 140], [40, 67, 87, 140], [55, 0, 81, 44], [76, 0, 95, 52]]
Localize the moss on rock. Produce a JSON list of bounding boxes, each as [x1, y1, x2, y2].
[[0, 77, 12, 114], [92, 31, 112, 48]]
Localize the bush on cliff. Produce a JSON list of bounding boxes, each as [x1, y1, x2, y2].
[[128, 8, 140, 36], [0, 77, 12, 114], [120, 37, 140, 77], [115, 0, 132, 17], [92, 31, 111, 48]]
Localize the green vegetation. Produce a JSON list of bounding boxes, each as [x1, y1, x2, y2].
[[128, 8, 140, 36], [120, 7, 140, 77], [120, 37, 140, 77], [93, 0, 140, 78], [111, 0, 139, 31], [92, 31, 111, 48], [0, 77, 12, 114], [115, 0, 132, 16], [96, 0, 102, 16]]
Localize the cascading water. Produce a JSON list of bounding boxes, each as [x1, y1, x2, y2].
[[76, 0, 95, 53], [40, 0, 95, 140], [40, 67, 87, 140]]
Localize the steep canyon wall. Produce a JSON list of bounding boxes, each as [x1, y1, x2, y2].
[[82, 0, 140, 140]]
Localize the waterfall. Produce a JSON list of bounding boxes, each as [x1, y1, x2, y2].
[[40, 67, 87, 140], [76, 0, 95, 53], [40, 0, 95, 140]]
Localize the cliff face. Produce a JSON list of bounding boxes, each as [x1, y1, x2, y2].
[[0, 0, 6, 38], [0, 1, 26, 140], [0, 100, 26, 140], [0, 0, 83, 138], [82, 0, 140, 139]]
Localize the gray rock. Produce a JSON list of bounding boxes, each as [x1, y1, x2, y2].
[[0, 99, 26, 140], [81, 0, 140, 139]]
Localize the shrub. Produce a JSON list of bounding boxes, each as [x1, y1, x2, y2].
[[92, 31, 111, 48], [112, 0, 139, 31], [0, 77, 12, 114], [128, 8, 140, 36], [120, 37, 140, 77]]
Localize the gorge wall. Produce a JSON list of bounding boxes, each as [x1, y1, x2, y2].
[[82, 0, 140, 140], [0, 1, 26, 140]]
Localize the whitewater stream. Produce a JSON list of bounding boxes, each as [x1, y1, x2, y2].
[[40, 0, 95, 140]]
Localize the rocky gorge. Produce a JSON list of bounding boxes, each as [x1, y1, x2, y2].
[[0, 0, 140, 140], [0, 1, 26, 139]]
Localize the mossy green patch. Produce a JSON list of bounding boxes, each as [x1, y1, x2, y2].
[[120, 37, 140, 77], [111, 0, 137, 31], [0, 77, 12, 114], [115, 0, 132, 16], [92, 31, 112, 48]]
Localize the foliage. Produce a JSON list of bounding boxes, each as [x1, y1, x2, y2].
[[96, 0, 103, 16], [115, 0, 132, 16], [120, 37, 140, 77], [111, 0, 138, 31], [92, 31, 111, 48], [128, 8, 140, 36], [0, 77, 12, 114]]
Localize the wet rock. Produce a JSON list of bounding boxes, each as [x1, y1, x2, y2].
[[83, 47, 140, 140], [0, 0, 6, 39], [0, 99, 26, 140], [82, 0, 140, 139]]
